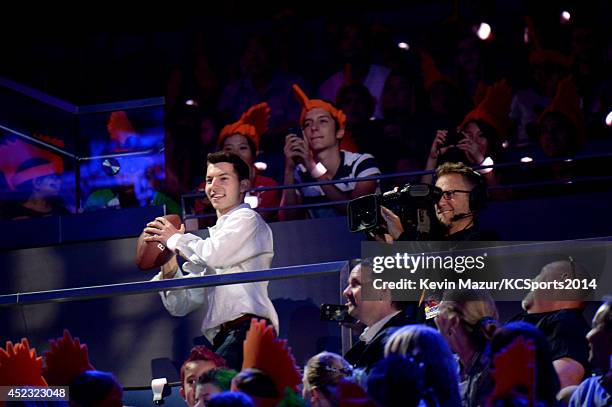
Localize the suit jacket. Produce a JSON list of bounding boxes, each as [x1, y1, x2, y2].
[[344, 306, 417, 372]]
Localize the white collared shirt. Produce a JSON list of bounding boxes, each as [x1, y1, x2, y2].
[[359, 311, 401, 345], [151, 204, 279, 342]]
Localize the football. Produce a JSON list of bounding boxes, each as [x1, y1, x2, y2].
[[135, 214, 182, 270]]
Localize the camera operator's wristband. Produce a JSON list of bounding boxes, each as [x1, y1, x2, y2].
[[310, 162, 328, 178]]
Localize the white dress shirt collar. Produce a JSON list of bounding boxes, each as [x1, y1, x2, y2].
[[359, 310, 401, 344]]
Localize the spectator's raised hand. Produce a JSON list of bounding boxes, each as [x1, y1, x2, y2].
[[430, 130, 452, 159], [456, 134, 485, 165], [283, 133, 315, 171]]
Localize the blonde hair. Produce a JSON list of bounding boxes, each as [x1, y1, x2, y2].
[[303, 352, 352, 400], [440, 289, 499, 346], [435, 161, 482, 188]]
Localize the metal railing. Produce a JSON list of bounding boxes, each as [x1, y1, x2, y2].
[[181, 151, 612, 219], [0, 261, 347, 307]]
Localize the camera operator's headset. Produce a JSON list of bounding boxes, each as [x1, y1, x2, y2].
[[463, 168, 488, 214]]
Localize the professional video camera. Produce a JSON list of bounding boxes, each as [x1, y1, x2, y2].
[[347, 183, 442, 234]]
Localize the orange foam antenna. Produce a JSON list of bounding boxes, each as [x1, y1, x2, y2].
[[524, 16, 571, 68], [420, 51, 455, 91], [487, 336, 536, 407], [43, 329, 95, 386], [0, 338, 47, 387], [460, 79, 513, 138], [539, 76, 584, 143], [218, 102, 271, 151], [242, 319, 302, 403], [292, 84, 347, 130], [472, 80, 488, 106]]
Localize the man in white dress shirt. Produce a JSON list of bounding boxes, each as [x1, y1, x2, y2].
[[144, 151, 278, 370]]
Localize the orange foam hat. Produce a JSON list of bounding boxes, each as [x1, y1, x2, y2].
[[0, 138, 64, 190], [529, 49, 571, 68], [0, 338, 48, 387], [524, 16, 571, 68], [107, 110, 137, 148], [420, 51, 456, 91], [242, 319, 302, 406], [472, 80, 488, 106], [460, 79, 513, 138], [539, 76, 585, 140], [218, 102, 270, 151], [292, 84, 347, 130], [42, 329, 95, 386]]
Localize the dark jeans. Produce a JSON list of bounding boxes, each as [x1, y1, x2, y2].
[[212, 319, 250, 371], [211, 316, 272, 371]]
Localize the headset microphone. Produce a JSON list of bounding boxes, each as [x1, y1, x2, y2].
[[451, 212, 473, 222]]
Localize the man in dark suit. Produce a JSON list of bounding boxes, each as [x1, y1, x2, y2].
[[342, 259, 417, 371]]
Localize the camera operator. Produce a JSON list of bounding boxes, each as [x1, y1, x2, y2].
[[379, 162, 493, 242]]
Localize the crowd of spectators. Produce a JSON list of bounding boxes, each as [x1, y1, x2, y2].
[[160, 3, 612, 222], [1, 3, 612, 220], [1, 5, 611, 406], [1, 284, 609, 406]]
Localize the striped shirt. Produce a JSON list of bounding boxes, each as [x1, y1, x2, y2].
[[295, 150, 381, 218]]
